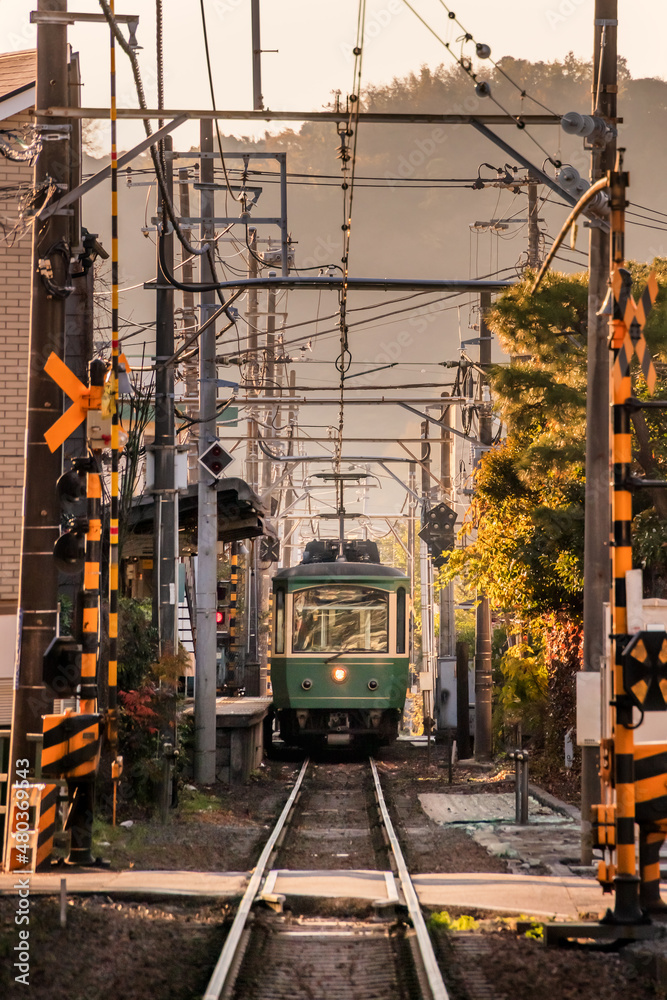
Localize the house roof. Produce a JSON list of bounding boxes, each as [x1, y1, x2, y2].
[[0, 50, 36, 100], [0, 49, 36, 120]]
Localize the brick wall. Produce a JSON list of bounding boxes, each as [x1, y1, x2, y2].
[[0, 114, 34, 610]]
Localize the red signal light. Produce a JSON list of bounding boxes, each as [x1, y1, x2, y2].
[[216, 610, 224, 625]]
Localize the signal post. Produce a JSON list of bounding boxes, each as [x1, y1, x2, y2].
[[546, 158, 667, 943]]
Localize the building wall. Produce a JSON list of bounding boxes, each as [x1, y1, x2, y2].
[[0, 113, 33, 698]]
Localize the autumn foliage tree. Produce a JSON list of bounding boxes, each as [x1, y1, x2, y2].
[[441, 262, 667, 775]]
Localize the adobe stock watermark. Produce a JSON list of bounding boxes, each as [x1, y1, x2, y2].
[[384, 94, 482, 188], [353, 297, 449, 386], [340, 0, 405, 61], [212, 0, 244, 16], [11, 760, 33, 987], [298, 234, 343, 272], [545, 0, 586, 29]]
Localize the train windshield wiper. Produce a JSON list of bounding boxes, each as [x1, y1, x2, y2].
[[325, 649, 349, 664]]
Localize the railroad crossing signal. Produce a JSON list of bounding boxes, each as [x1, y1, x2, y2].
[[610, 268, 658, 394], [43, 353, 103, 452], [419, 502, 457, 567], [199, 439, 234, 479], [622, 630, 667, 712], [43, 634, 82, 698], [260, 537, 280, 563]]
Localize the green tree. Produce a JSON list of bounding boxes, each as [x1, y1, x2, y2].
[[441, 263, 667, 761]]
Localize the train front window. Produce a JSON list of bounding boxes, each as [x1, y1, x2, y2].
[[292, 586, 388, 653]]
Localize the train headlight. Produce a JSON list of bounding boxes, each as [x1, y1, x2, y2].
[[368, 679, 378, 691], [301, 678, 313, 690], [332, 667, 347, 683]]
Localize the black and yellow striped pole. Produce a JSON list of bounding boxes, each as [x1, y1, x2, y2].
[[80, 459, 101, 714], [607, 158, 642, 923], [64, 451, 103, 864], [227, 543, 239, 693], [108, 0, 121, 791]]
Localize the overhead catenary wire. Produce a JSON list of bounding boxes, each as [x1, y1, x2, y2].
[[399, 0, 562, 168], [335, 2, 366, 481]]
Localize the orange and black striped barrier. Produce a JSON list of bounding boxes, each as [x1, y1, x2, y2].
[[7, 783, 59, 872], [41, 712, 102, 780]]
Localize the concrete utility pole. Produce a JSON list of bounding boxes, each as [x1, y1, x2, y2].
[[475, 291, 493, 760], [439, 403, 455, 660], [282, 370, 297, 569], [8, 0, 68, 788], [246, 228, 259, 493], [408, 462, 417, 669], [581, 0, 618, 864], [527, 176, 540, 270], [259, 286, 277, 694], [251, 0, 264, 111], [420, 422, 436, 733], [244, 231, 260, 688], [177, 166, 199, 483], [194, 120, 218, 784], [154, 136, 177, 655]]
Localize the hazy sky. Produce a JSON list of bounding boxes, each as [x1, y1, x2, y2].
[[0, 0, 664, 147], [2, 1, 664, 516]]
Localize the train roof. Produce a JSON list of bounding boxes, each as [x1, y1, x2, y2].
[[273, 561, 408, 581]]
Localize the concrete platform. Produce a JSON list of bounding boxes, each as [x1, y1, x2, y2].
[[184, 696, 272, 783], [419, 792, 571, 825], [0, 870, 247, 898], [411, 873, 608, 921]]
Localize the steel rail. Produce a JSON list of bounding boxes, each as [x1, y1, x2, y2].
[[370, 757, 450, 1000], [202, 756, 310, 1000]]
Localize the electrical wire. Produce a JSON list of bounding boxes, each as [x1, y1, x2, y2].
[[399, 0, 562, 167], [199, 0, 243, 208], [335, 3, 364, 483]]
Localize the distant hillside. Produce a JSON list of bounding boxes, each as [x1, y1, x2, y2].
[[82, 55, 667, 495]]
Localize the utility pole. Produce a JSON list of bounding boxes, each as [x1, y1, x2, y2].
[[474, 291, 493, 760], [244, 230, 260, 688], [282, 370, 297, 569], [177, 166, 199, 484], [439, 402, 455, 660], [527, 175, 540, 270], [251, 0, 264, 111], [7, 0, 68, 793], [194, 120, 217, 784], [246, 228, 259, 493], [154, 136, 177, 655], [420, 422, 435, 740], [408, 462, 417, 670], [259, 286, 277, 695], [581, 0, 617, 865]]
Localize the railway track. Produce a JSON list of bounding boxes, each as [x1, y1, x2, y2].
[[202, 755, 449, 1000]]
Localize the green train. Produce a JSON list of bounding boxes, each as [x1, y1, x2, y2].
[[271, 539, 410, 747]]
